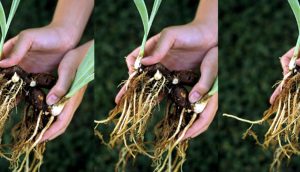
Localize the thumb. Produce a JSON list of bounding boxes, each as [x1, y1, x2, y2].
[[0, 32, 32, 67], [141, 28, 176, 65], [189, 47, 218, 103], [46, 52, 77, 105]]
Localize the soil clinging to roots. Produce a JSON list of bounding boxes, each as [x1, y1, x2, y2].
[[95, 63, 212, 172], [0, 66, 57, 172]]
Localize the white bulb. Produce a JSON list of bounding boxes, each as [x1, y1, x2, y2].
[[172, 78, 179, 85], [51, 104, 65, 116], [134, 59, 141, 70], [12, 72, 20, 83], [193, 101, 208, 113], [154, 70, 162, 80], [30, 80, 37, 87]]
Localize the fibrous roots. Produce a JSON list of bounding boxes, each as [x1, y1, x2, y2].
[[224, 70, 300, 172], [0, 66, 57, 172], [95, 63, 209, 171]]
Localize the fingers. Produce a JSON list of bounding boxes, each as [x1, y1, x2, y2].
[[182, 93, 218, 140], [270, 85, 281, 105], [280, 47, 294, 75], [40, 86, 86, 142], [126, 34, 160, 73], [115, 85, 126, 104], [2, 36, 18, 58], [0, 32, 33, 67], [46, 51, 78, 105], [189, 47, 218, 103], [141, 28, 176, 65]]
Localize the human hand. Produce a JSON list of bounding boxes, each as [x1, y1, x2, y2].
[[183, 93, 218, 139], [115, 20, 218, 103], [269, 47, 300, 104], [115, 20, 218, 139], [40, 41, 93, 142], [0, 24, 78, 73]]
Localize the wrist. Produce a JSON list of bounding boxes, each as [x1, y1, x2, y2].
[[48, 22, 80, 50], [191, 19, 218, 48]]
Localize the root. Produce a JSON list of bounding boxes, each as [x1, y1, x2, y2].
[[11, 113, 54, 172], [0, 76, 24, 141], [224, 73, 300, 171], [95, 63, 202, 171], [154, 110, 198, 172], [95, 71, 168, 156]]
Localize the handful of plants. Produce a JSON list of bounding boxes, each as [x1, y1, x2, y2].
[[0, 1, 95, 171], [95, 0, 218, 171]]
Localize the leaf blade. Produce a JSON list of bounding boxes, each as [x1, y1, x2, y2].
[[65, 43, 95, 98]]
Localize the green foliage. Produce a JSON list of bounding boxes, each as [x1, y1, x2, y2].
[[219, 0, 300, 171], [66, 43, 94, 98], [288, 0, 300, 69], [133, 0, 162, 57], [0, 0, 20, 58]]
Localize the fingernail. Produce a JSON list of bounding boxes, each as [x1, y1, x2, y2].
[[47, 94, 59, 105], [189, 92, 201, 103]]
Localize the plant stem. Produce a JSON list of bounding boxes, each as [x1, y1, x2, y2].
[[288, 0, 300, 70]]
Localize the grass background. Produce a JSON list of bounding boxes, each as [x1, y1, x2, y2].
[[219, 0, 300, 171]]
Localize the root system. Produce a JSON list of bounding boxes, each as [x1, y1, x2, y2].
[[95, 63, 213, 172], [0, 66, 57, 172], [224, 70, 300, 171]]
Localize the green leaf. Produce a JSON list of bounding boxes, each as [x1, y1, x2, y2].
[[0, 2, 6, 56], [288, 0, 300, 69], [148, 0, 162, 34], [6, 0, 20, 29], [133, 0, 149, 37], [0, 0, 20, 59], [65, 43, 95, 98], [133, 0, 162, 58], [208, 77, 218, 96]]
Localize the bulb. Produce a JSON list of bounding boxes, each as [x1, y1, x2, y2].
[[51, 104, 65, 116], [30, 80, 37, 87], [193, 101, 208, 114], [172, 78, 179, 85], [154, 70, 162, 80], [12, 73, 20, 83]]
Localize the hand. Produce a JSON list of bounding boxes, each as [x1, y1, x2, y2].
[[115, 22, 218, 139], [270, 47, 300, 104], [183, 93, 218, 140], [0, 24, 77, 73], [115, 21, 218, 103], [40, 41, 93, 142]]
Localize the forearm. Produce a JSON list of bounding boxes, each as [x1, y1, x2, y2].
[[194, 0, 218, 32], [51, 0, 94, 47]]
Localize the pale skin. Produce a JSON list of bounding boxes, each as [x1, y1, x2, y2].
[[0, 0, 94, 141], [116, 0, 218, 140], [270, 47, 300, 104]]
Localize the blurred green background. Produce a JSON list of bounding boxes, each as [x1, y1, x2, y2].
[[95, 0, 217, 172], [219, 1, 300, 172]]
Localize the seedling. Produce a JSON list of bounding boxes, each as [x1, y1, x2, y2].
[[94, 0, 218, 171], [0, 2, 94, 170]]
